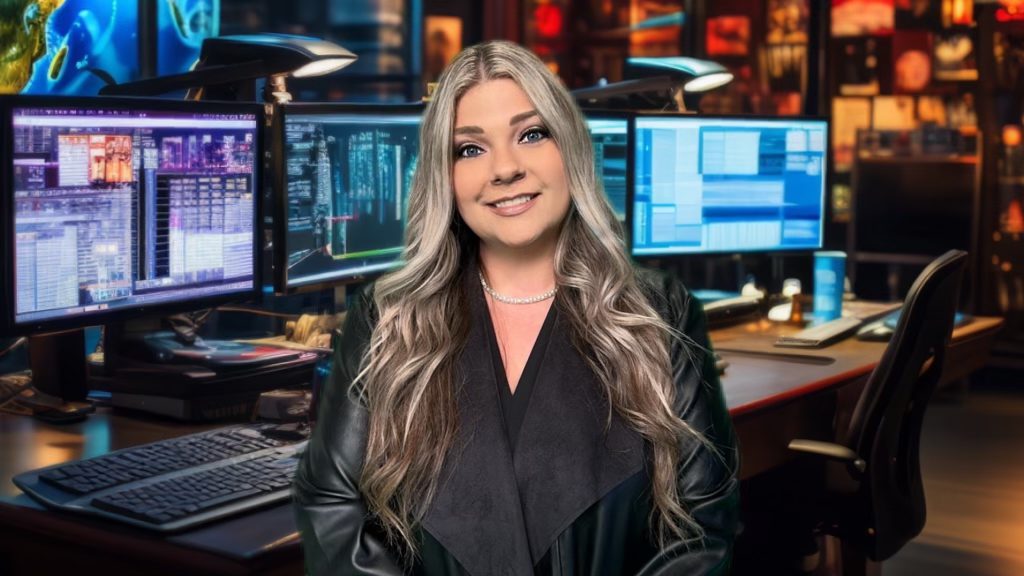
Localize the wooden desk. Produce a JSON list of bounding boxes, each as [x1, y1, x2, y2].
[[716, 316, 1003, 480], [0, 317, 1004, 575]]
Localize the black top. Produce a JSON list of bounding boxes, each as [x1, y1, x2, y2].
[[482, 298, 558, 451]]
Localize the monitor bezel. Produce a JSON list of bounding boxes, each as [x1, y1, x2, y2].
[[629, 112, 830, 259], [272, 101, 425, 294], [0, 95, 265, 336], [583, 109, 636, 255]]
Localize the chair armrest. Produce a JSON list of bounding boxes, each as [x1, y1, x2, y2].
[[788, 439, 866, 473]]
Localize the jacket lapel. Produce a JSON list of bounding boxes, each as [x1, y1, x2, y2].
[[421, 267, 534, 576], [512, 310, 646, 562]]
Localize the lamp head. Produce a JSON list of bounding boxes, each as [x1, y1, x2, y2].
[[200, 34, 357, 79], [99, 33, 357, 102], [627, 57, 734, 92], [573, 56, 733, 112]]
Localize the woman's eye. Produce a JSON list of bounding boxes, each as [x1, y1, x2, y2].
[[456, 144, 483, 158], [520, 127, 550, 144]]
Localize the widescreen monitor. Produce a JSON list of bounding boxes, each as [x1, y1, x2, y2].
[[632, 115, 827, 256], [585, 113, 632, 225], [276, 103, 422, 291], [3, 97, 262, 333]]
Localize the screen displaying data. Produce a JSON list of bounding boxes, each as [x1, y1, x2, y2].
[[632, 116, 827, 256], [282, 108, 420, 288], [586, 117, 629, 223], [11, 105, 259, 325]]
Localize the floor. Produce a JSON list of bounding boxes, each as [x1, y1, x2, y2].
[[882, 385, 1024, 576]]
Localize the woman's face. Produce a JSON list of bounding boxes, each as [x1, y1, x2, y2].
[[451, 78, 570, 255]]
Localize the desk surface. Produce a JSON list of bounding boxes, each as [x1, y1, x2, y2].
[[717, 316, 1003, 418], [0, 315, 1005, 575]]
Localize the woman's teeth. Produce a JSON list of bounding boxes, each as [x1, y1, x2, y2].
[[494, 194, 534, 208]]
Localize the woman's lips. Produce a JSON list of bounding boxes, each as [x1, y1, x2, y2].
[[488, 193, 540, 217]]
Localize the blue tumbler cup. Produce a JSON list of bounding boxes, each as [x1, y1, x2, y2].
[[813, 251, 846, 323]]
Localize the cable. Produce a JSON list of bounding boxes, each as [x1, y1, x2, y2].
[[215, 306, 302, 320]]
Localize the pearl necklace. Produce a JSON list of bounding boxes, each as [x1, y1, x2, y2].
[[478, 272, 558, 305]]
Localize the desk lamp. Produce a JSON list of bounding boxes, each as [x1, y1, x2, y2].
[[100, 33, 357, 104], [573, 56, 733, 112]]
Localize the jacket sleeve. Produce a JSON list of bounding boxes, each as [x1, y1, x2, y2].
[[637, 274, 741, 576], [292, 286, 405, 575]]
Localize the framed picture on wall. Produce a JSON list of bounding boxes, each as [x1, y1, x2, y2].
[[893, 31, 932, 93], [835, 37, 889, 95], [707, 16, 751, 56], [832, 0, 895, 37], [917, 95, 948, 125], [941, 0, 974, 27], [425, 16, 463, 83], [895, 0, 940, 29], [833, 97, 872, 171], [766, 0, 809, 45], [629, 0, 684, 57], [934, 31, 978, 81], [872, 95, 917, 130]]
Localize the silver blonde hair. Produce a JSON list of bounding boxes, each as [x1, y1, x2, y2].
[[356, 40, 707, 561]]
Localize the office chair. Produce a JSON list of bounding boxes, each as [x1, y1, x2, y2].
[[787, 249, 968, 574]]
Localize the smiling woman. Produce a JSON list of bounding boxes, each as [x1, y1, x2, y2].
[[451, 79, 571, 260], [293, 40, 740, 576]]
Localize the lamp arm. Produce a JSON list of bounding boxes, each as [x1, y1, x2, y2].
[[99, 60, 270, 97], [571, 75, 679, 102]]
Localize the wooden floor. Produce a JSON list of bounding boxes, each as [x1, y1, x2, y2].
[[883, 387, 1024, 576]]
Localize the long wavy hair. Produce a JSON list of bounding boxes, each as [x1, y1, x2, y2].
[[355, 40, 707, 560]]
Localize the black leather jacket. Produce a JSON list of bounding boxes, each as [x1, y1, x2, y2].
[[293, 266, 739, 575]]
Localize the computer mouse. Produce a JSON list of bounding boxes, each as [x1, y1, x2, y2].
[[856, 320, 894, 342]]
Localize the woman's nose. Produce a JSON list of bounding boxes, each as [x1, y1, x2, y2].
[[490, 146, 525, 186]]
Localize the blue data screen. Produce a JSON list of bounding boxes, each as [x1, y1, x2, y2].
[[632, 116, 827, 256], [586, 118, 629, 223]]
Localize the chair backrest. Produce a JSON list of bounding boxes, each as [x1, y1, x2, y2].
[[843, 249, 968, 561]]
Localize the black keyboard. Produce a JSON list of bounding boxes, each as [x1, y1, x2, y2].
[[13, 423, 307, 532]]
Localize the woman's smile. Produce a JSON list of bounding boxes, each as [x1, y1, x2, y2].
[[486, 192, 541, 216]]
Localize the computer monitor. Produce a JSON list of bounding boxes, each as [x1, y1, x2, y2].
[[584, 112, 633, 226], [631, 114, 828, 256], [274, 103, 423, 292], [1, 96, 263, 401]]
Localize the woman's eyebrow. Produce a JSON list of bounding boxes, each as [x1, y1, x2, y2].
[[509, 109, 539, 125], [453, 110, 541, 136]]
